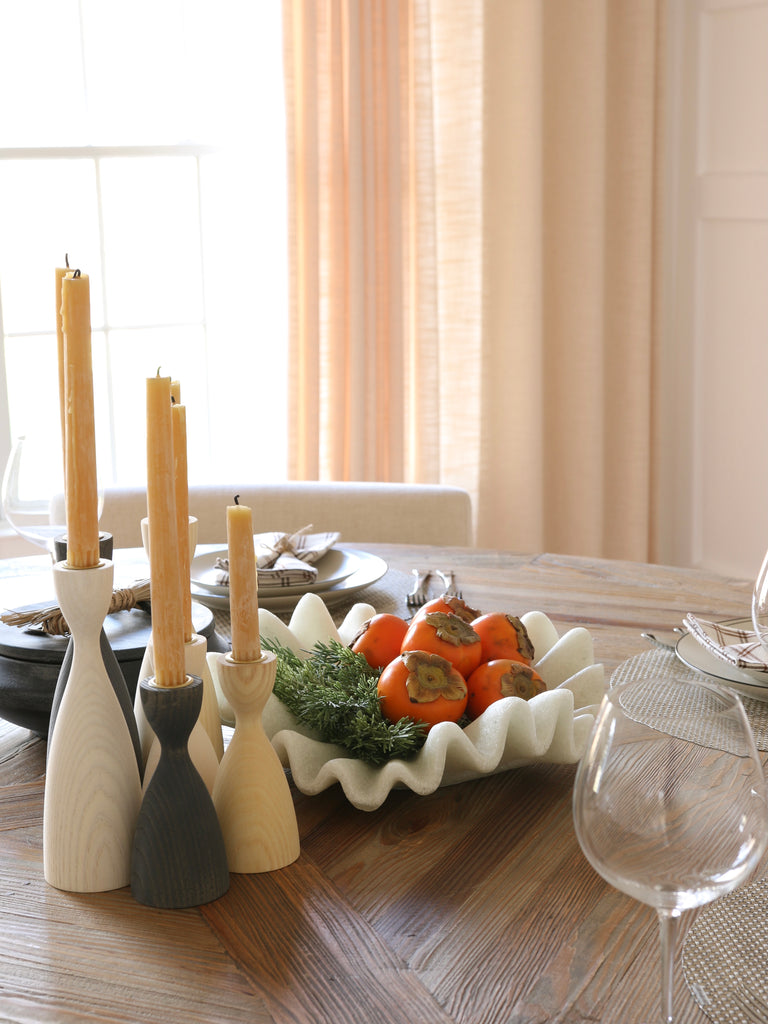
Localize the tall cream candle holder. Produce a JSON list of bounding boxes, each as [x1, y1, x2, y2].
[[212, 650, 300, 873], [48, 533, 142, 774], [44, 558, 143, 892]]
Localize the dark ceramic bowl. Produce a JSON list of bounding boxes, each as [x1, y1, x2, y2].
[[0, 600, 229, 737]]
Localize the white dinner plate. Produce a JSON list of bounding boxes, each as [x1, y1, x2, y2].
[[675, 618, 768, 702], [191, 548, 388, 613], [191, 547, 360, 597]]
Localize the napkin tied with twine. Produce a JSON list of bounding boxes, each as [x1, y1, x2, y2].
[[214, 526, 340, 589], [683, 613, 768, 672]]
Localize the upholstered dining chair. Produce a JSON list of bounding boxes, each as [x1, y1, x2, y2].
[[91, 481, 473, 550]]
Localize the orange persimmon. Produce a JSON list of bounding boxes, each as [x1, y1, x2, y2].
[[466, 659, 546, 719], [413, 595, 482, 623], [471, 612, 534, 665], [351, 613, 409, 670], [377, 650, 468, 729], [401, 611, 483, 678]]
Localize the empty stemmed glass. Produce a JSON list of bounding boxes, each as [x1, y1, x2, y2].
[[751, 545, 768, 656], [573, 675, 768, 1023], [1, 434, 103, 558]]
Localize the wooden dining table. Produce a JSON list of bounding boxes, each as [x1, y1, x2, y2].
[[0, 542, 761, 1024]]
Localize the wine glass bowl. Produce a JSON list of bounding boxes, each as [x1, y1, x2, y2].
[[573, 675, 768, 1022], [1, 434, 104, 555], [751, 546, 768, 654]]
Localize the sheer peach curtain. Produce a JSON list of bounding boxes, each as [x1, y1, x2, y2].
[[282, 0, 666, 560]]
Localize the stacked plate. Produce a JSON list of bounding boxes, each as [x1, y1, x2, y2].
[[676, 617, 768, 702], [190, 547, 387, 613]]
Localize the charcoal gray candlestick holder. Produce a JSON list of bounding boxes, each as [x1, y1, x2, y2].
[[130, 674, 229, 908]]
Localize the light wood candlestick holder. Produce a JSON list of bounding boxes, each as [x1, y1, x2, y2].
[[131, 674, 229, 908], [212, 651, 300, 873], [48, 533, 142, 774], [44, 559, 143, 892]]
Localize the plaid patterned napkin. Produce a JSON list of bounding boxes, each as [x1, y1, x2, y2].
[[214, 526, 340, 589], [683, 613, 768, 672]]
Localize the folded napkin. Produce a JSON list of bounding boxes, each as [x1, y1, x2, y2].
[[214, 526, 340, 589], [684, 613, 768, 672]]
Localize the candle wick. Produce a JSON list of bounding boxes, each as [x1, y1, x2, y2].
[[73, 268, 81, 279], [234, 494, 241, 505]]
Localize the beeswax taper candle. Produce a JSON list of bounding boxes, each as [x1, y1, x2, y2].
[[55, 260, 68, 476], [172, 400, 193, 642], [146, 372, 186, 686], [61, 269, 100, 568], [227, 498, 261, 662]]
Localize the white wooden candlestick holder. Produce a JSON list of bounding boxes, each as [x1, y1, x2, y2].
[[48, 533, 142, 774], [212, 651, 300, 873], [142, 634, 220, 793], [44, 559, 143, 892]]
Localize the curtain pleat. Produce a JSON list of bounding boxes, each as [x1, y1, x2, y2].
[[282, 0, 666, 561]]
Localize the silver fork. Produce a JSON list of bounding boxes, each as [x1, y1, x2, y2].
[[435, 569, 461, 599], [406, 569, 431, 609]]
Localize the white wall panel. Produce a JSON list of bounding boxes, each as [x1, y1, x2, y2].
[[666, 0, 768, 579]]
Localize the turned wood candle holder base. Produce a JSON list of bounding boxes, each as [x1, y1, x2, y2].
[[44, 559, 142, 893], [212, 651, 300, 873], [131, 674, 229, 908], [48, 534, 142, 774], [139, 635, 221, 793]]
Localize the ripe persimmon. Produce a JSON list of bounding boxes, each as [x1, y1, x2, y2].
[[401, 611, 483, 677], [466, 659, 546, 719], [413, 595, 481, 623], [351, 613, 409, 670], [471, 612, 534, 665], [377, 650, 468, 729]]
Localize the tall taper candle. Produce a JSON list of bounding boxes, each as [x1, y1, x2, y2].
[[55, 262, 68, 476], [172, 401, 193, 642], [146, 373, 186, 686], [226, 499, 260, 662], [61, 270, 100, 568]]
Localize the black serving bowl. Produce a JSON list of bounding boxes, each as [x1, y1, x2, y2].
[[0, 600, 229, 737]]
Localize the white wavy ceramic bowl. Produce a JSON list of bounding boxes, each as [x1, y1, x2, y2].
[[208, 593, 606, 811]]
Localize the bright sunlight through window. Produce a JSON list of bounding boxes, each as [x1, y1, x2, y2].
[[0, 0, 289, 495]]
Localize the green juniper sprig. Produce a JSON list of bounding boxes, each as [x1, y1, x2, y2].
[[263, 638, 428, 767]]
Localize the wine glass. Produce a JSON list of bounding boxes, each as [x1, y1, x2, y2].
[[1, 434, 103, 557], [573, 674, 768, 1023], [751, 545, 768, 653]]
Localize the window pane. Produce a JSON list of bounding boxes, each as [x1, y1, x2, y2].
[[80, 0, 195, 145], [100, 156, 204, 326], [5, 329, 111, 505], [4, 334, 61, 444], [0, 3, 88, 146], [0, 160, 103, 334], [107, 326, 210, 485]]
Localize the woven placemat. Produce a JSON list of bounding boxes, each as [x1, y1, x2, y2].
[[611, 648, 768, 753], [613, 648, 768, 1023], [682, 878, 768, 1024]]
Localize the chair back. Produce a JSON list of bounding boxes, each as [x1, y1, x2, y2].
[[90, 481, 473, 549]]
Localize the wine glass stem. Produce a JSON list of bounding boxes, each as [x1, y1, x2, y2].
[[658, 908, 680, 1023]]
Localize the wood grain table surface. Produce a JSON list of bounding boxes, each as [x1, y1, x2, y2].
[[0, 543, 761, 1024]]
